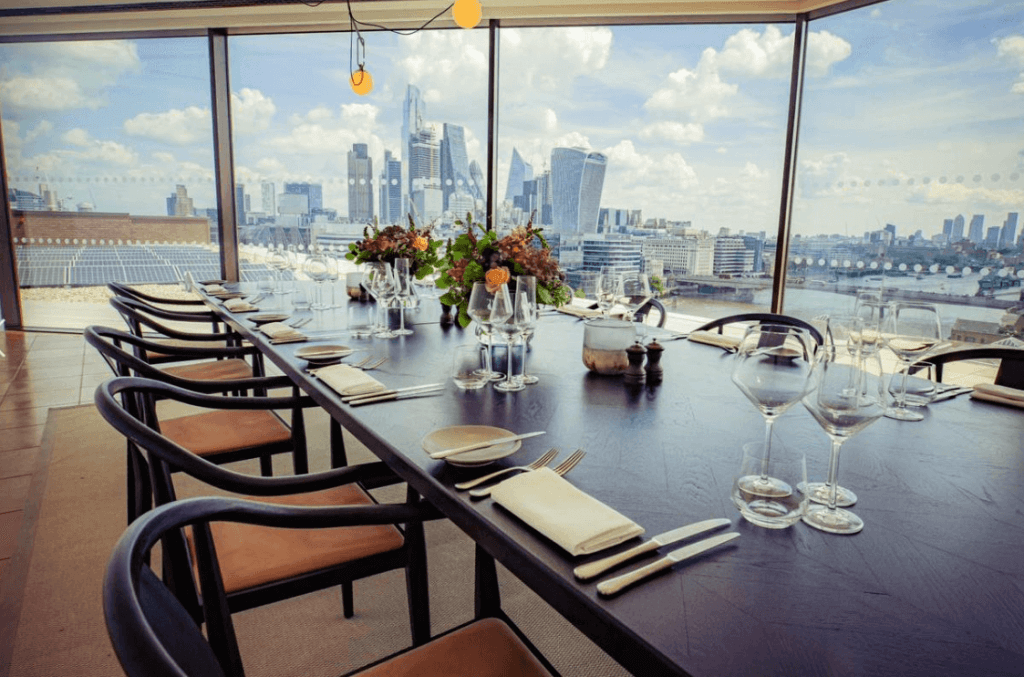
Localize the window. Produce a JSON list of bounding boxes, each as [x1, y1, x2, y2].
[[0, 37, 220, 329]]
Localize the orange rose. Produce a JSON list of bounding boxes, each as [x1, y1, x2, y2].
[[484, 266, 511, 293], [413, 236, 429, 251]]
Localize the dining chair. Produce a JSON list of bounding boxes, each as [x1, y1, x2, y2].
[[909, 347, 1024, 389], [108, 281, 232, 335], [693, 312, 825, 345], [103, 494, 557, 677], [634, 297, 668, 329], [85, 325, 314, 522], [95, 376, 432, 649], [108, 296, 261, 379]]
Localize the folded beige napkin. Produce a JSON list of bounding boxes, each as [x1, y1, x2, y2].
[[313, 364, 386, 397], [687, 330, 742, 350], [203, 284, 227, 294], [490, 467, 644, 556], [971, 383, 1024, 409], [258, 321, 307, 344], [222, 297, 257, 312], [556, 305, 602, 319]]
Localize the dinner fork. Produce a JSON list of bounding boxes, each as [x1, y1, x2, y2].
[[355, 356, 388, 370], [454, 448, 559, 490], [469, 448, 585, 498]]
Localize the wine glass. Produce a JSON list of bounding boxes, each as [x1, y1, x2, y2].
[[619, 272, 652, 343], [303, 247, 330, 311], [515, 275, 540, 385], [267, 246, 289, 297], [882, 302, 942, 421], [493, 287, 529, 393], [392, 258, 416, 336], [802, 347, 887, 535], [366, 262, 397, 339], [467, 282, 512, 382], [596, 268, 619, 319], [730, 325, 816, 514]]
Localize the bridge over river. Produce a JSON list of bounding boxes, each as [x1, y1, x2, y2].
[[673, 276, 1022, 310]]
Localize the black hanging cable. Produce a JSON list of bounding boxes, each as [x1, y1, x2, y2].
[[345, 0, 456, 36]]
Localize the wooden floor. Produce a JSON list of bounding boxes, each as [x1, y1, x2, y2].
[[0, 331, 105, 584]]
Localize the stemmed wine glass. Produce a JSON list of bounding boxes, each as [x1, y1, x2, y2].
[[619, 272, 652, 343], [304, 246, 330, 312], [882, 301, 942, 421], [392, 258, 417, 336], [467, 282, 512, 382], [366, 262, 397, 339], [731, 325, 816, 510], [493, 287, 532, 392], [596, 268, 618, 319], [268, 246, 290, 298], [802, 345, 887, 535]]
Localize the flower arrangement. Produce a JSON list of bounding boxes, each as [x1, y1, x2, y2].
[[436, 213, 573, 327], [344, 215, 443, 278]]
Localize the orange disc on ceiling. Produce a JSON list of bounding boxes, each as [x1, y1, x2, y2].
[[452, 0, 481, 28], [350, 69, 373, 96]]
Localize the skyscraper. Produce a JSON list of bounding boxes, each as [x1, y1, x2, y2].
[[468, 160, 485, 202], [550, 147, 608, 235], [166, 185, 193, 217], [260, 182, 276, 217], [952, 214, 965, 242], [347, 143, 374, 223], [968, 214, 984, 243], [283, 183, 322, 214], [942, 218, 954, 239], [1001, 212, 1018, 249], [379, 150, 402, 225], [441, 123, 473, 212], [234, 184, 247, 225], [505, 148, 533, 202], [409, 124, 442, 222], [402, 85, 425, 217]]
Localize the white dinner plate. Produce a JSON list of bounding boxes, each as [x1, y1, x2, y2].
[[421, 425, 522, 467], [294, 344, 353, 363], [249, 313, 290, 324]]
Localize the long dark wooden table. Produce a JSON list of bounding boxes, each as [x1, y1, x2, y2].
[[209, 289, 1024, 677]]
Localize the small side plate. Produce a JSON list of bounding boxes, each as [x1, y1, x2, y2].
[[249, 313, 291, 324], [421, 425, 522, 467], [295, 344, 354, 364]]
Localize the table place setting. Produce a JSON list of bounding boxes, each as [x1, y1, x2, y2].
[[310, 363, 445, 406], [970, 383, 1024, 408], [221, 296, 260, 313], [257, 321, 308, 344], [686, 330, 742, 351], [595, 532, 741, 597]]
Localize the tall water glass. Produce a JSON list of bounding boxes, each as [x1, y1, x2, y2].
[[392, 258, 416, 336], [619, 272, 652, 343], [515, 276, 540, 385], [802, 347, 887, 535], [467, 282, 512, 381], [366, 262, 397, 339], [882, 302, 942, 421], [493, 288, 528, 392]]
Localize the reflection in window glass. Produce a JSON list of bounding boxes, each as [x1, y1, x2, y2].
[[228, 30, 488, 278], [790, 0, 1024, 346], [498, 24, 795, 327], [0, 38, 222, 329]]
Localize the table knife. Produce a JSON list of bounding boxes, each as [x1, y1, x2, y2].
[[596, 532, 740, 597], [347, 387, 445, 406], [429, 431, 546, 460], [931, 386, 972, 402], [343, 383, 444, 404], [574, 518, 731, 581]]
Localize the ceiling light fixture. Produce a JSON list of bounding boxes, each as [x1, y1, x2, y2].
[[452, 0, 482, 28]]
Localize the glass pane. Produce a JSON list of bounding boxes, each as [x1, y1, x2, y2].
[[790, 0, 1024, 348], [497, 24, 796, 330], [228, 30, 489, 286], [1, 38, 221, 330]]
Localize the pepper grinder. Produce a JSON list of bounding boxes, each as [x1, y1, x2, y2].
[[645, 340, 664, 382], [623, 342, 646, 385]]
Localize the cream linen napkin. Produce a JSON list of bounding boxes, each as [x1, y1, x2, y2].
[[313, 364, 386, 397], [490, 467, 644, 556], [258, 321, 307, 344], [556, 305, 602, 319], [971, 383, 1024, 409], [687, 330, 741, 350], [203, 283, 227, 294], [223, 297, 257, 312]]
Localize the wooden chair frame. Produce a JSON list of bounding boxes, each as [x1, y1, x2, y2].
[[909, 347, 1024, 389], [693, 312, 824, 345]]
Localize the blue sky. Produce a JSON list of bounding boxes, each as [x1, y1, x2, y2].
[[1, 0, 1022, 239]]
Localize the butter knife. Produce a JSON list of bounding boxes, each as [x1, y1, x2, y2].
[[930, 386, 972, 402], [574, 518, 731, 581], [429, 431, 546, 460], [596, 532, 740, 597]]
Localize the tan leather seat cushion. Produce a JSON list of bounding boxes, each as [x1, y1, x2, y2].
[[147, 338, 233, 361], [162, 358, 253, 381], [195, 484, 405, 593], [160, 409, 291, 457], [357, 618, 553, 677]]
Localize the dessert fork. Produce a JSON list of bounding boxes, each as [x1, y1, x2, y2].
[[454, 448, 559, 490], [470, 448, 585, 498], [355, 356, 388, 370]]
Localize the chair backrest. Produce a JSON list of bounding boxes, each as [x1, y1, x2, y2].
[[635, 298, 668, 328], [108, 281, 206, 307], [105, 494, 425, 677], [85, 325, 239, 385], [911, 347, 1024, 389], [109, 295, 226, 339], [694, 312, 824, 345]]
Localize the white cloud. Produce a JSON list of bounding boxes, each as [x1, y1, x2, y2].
[[995, 35, 1024, 93], [63, 128, 92, 147], [56, 128, 137, 166], [740, 162, 769, 181], [798, 152, 851, 197], [906, 182, 1024, 209], [639, 121, 705, 145], [0, 40, 140, 112], [232, 88, 276, 135], [644, 56, 737, 122], [124, 106, 210, 145], [498, 27, 612, 94]]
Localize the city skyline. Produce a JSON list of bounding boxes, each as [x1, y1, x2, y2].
[[1, 0, 1022, 239]]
